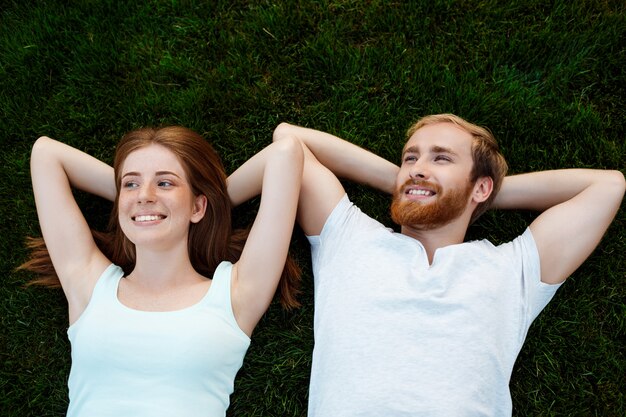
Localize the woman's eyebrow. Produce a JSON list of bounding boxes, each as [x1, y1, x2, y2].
[[121, 170, 182, 179]]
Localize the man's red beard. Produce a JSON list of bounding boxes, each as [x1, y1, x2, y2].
[[390, 179, 474, 230]]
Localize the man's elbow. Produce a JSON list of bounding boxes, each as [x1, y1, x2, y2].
[[609, 169, 626, 196], [603, 169, 625, 188], [600, 170, 626, 206]]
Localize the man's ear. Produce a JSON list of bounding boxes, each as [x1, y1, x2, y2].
[[191, 194, 208, 223], [472, 176, 493, 203]]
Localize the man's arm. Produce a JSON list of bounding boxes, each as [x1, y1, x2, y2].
[[273, 123, 399, 194], [271, 123, 399, 236], [493, 169, 625, 284]]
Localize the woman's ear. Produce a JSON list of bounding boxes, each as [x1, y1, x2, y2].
[[190, 195, 208, 223], [472, 176, 493, 203]]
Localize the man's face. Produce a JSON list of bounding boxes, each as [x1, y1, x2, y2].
[[391, 123, 475, 230]]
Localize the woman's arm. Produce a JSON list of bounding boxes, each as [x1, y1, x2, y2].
[[30, 137, 113, 322], [493, 169, 625, 284], [229, 138, 303, 336]]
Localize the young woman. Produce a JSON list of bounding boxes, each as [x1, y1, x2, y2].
[[20, 126, 303, 416]]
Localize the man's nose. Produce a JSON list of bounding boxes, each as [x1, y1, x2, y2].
[[409, 160, 429, 180]]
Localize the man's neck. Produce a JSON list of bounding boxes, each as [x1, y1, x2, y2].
[[401, 219, 469, 264]]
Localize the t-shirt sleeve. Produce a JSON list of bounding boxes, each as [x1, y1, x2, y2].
[[515, 228, 563, 324], [306, 194, 351, 245], [306, 194, 353, 268], [306, 194, 383, 276]]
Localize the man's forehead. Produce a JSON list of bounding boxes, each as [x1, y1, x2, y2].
[[403, 123, 473, 154]]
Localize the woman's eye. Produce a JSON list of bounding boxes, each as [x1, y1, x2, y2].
[[123, 181, 138, 188], [158, 180, 173, 187], [404, 155, 417, 163]]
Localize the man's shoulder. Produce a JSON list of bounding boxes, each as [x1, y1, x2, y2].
[[451, 229, 537, 271], [464, 228, 533, 250]]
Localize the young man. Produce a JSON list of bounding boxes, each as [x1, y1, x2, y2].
[[273, 114, 625, 417]]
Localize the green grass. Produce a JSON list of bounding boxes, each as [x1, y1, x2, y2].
[[1, 0, 624, 415]]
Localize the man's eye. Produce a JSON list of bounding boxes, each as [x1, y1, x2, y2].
[[435, 155, 451, 162], [404, 155, 417, 162]]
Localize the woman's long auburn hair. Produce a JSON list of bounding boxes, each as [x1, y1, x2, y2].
[[19, 127, 301, 309]]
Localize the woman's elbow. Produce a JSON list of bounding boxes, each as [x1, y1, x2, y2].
[[32, 135, 53, 152], [30, 136, 56, 164], [272, 122, 297, 143], [272, 133, 304, 162]]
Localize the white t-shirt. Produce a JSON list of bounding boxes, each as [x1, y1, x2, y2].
[[307, 195, 561, 417], [67, 261, 250, 417]]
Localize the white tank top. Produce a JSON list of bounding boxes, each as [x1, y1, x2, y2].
[[67, 261, 250, 417]]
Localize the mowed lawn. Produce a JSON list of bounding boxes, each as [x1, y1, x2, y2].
[[1, 1, 624, 416]]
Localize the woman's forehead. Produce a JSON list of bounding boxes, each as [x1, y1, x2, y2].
[[121, 144, 186, 175]]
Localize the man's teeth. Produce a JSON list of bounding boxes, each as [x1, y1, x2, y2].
[[407, 189, 433, 196], [134, 215, 163, 222]]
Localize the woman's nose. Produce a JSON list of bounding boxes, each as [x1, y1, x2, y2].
[[137, 184, 156, 203]]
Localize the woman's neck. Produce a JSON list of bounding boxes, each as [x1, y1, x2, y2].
[[129, 242, 205, 290]]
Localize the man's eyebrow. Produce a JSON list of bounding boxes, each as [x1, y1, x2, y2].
[[402, 145, 458, 156], [430, 145, 458, 156]]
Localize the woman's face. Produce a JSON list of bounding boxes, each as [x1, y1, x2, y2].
[[117, 144, 207, 250]]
